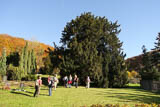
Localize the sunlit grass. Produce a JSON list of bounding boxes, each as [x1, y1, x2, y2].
[[0, 84, 160, 107]]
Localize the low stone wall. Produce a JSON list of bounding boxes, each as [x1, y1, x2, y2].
[[140, 80, 160, 92]]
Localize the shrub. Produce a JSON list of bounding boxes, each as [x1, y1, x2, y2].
[[7, 64, 21, 80], [24, 74, 36, 81], [127, 70, 140, 84]]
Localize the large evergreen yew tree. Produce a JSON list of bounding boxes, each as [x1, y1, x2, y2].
[[53, 12, 128, 87]]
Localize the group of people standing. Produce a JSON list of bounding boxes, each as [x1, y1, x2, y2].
[[33, 74, 91, 97], [33, 74, 59, 97], [63, 75, 91, 89], [63, 74, 79, 88]]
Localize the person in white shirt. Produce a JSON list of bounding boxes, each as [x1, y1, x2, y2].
[[53, 74, 58, 90]]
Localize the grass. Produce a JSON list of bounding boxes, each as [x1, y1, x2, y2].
[[0, 83, 160, 107]]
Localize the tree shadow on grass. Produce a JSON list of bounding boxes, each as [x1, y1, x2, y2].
[[11, 91, 33, 97], [126, 86, 141, 89], [40, 88, 48, 90], [111, 93, 160, 104], [11, 90, 48, 97], [95, 88, 160, 104]]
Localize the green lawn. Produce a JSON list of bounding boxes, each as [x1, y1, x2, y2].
[[0, 84, 160, 107]]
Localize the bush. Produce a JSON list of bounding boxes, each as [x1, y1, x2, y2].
[[23, 74, 36, 81], [7, 64, 21, 80], [127, 70, 140, 84]]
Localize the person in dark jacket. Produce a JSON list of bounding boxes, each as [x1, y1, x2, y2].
[[48, 77, 54, 96]]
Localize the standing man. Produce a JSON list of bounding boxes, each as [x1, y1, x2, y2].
[[63, 75, 68, 88]]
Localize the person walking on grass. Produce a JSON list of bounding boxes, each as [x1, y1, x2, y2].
[[74, 75, 79, 88], [86, 76, 91, 89], [68, 74, 72, 88], [34, 76, 42, 97]]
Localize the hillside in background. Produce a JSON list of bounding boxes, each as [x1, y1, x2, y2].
[[126, 54, 143, 72], [126, 50, 158, 72], [0, 34, 54, 70], [0, 34, 54, 56]]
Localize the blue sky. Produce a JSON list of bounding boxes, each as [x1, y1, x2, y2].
[[0, 0, 160, 58]]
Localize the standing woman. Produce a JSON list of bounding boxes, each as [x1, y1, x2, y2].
[[74, 75, 79, 88], [37, 76, 42, 95], [53, 74, 58, 90], [48, 75, 51, 83], [86, 76, 91, 89], [34, 76, 42, 97], [68, 75, 72, 88]]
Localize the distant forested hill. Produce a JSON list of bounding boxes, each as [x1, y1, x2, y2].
[[126, 50, 158, 72], [0, 34, 53, 56], [0, 34, 54, 71], [126, 54, 143, 72]]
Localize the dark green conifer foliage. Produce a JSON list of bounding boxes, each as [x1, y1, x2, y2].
[[52, 12, 128, 87], [24, 42, 28, 75], [152, 33, 160, 66], [18, 43, 37, 76], [7, 52, 19, 67], [31, 49, 37, 74], [140, 45, 160, 80], [140, 33, 160, 81], [19, 48, 25, 77], [27, 51, 31, 74]]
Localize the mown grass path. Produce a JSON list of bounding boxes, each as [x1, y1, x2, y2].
[[0, 85, 160, 107]]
